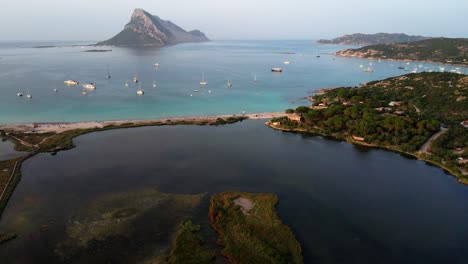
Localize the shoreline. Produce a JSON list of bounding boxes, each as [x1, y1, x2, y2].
[[266, 121, 468, 185], [334, 53, 468, 67], [0, 112, 286, 134]]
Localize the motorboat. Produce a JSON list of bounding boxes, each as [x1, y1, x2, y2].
[[83, 83, 96, 90], [64, 80, 79, 85]]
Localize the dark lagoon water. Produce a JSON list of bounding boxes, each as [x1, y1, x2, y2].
[[0, 140, 26, 160], [1, 40, 466, 123], [1, 120, 468, 263]]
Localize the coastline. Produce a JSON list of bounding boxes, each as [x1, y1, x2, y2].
[[265, 121, 468, 185], [0, 113, 286, 223], [0, 112, 286, 134], [333, 53, 468, 67]]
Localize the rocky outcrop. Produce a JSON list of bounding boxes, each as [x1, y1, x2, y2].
[[97, 8, 209, 47]]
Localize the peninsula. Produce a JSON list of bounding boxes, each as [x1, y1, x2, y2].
[[335, 38, 468, 65], [97, 8, 209, 47], [318, 33, 431, 46], [268, 72, 468, 183]]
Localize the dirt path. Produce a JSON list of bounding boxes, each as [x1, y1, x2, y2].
[[419, 128, 448, 154]]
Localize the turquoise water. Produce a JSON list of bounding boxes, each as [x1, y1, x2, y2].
[[0, 40, 466, 123]]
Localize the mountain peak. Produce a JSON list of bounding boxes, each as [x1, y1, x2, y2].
[[97, 8, 209, 47]]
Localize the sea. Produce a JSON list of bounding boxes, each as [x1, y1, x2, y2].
[[0, 40, 465, 124]]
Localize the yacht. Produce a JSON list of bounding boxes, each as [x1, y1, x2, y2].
[[17, 92, 23, 97], [200, 72, 207, 86], [194, 89, 199, 92], [154, 63, 160, 68], [271, 68, 283, 72], [363, 67, 374, 73], [137, 90, 144, 95], [82, 91, 87, 95], [283, 61, 291, 65], [64, 80, 79, 85], [82, 83, 96, 90]]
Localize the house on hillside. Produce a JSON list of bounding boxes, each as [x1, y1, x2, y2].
[[352, 136, 365, 142], [461, 120, 468, 128], [288, 114, 302, 123], [388, 101, 402, 107]]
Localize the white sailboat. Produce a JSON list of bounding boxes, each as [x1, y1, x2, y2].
[[133, 72, 139, 83], [17, 91, 23, 97], [254, 74, 257, 82], [137, 84, 144, 95], [152, 81, 157, 87], [26, 89, 32, 99], [125, 80, 129, 87], [200, 72, 207, 86], [227, 80, 233, 87]]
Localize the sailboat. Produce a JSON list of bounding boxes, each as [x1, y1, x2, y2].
[[17, 91, 23, 97], [227, 80, 233, 87], [125, 80, 129, 87], [253, 74, 257, 83], [133, 72, 139, 83], [152, 81, 157, 87], [107, 64, 111, 79], [200, 72, 207, 86], [137, 84, 144, 95], [26, 89, 32, 99]]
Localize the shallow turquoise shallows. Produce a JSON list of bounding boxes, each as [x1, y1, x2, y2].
[[0, 40, 465, 123]]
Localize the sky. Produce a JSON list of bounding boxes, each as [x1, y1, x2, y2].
[[0, 0, 467, 41]]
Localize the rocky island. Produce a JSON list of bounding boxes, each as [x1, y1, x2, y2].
[[335, 38, 468, 65], [318, 33, 431, 46], [96, 8, 209, 47]]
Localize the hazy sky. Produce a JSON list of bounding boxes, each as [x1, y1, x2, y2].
[[1, 0, 467, 41]]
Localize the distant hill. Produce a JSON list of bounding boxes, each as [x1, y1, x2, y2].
[[97, 8, 209, 47], [335, 38, 468, 65], [318, 33, 431, 46]]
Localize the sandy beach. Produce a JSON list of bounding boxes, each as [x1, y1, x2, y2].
[[0, 112, 287, 134]]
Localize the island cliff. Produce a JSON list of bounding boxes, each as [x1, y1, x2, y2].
[[97, 8, 209, 47]]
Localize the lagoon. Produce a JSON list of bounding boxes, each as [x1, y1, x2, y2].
[[1, 120, 468, 263]]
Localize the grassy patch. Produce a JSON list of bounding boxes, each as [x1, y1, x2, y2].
[[165, 221, 215, 264], [0, 233, 17, 245], [209, 192, 303, 264]]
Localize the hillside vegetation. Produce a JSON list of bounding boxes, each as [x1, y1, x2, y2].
[[318, 33, 430, 45], [272, 72, 468, 181], [336, 38, 468, 65]]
